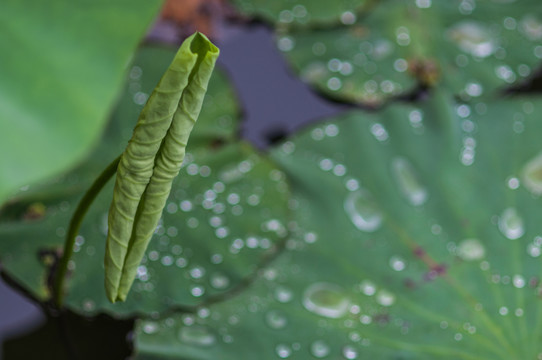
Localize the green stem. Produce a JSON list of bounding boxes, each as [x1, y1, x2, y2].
[[53, 155, 121, 308]]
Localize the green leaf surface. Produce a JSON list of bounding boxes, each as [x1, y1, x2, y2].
[[0, 0, 162, 204], [278, 0, 542, 105], [0, 47, 290, 316], [104, 32, 220, 303], [229, 0, 367, 26], [135, 91, 542, 359]]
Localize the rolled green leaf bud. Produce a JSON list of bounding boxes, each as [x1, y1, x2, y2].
[[105, 32, 219, 302]]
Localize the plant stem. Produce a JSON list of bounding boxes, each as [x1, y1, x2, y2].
[[53, 155, 121, 308]]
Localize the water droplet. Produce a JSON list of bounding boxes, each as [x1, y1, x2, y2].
[[190, 266, 206, 279], [278, 37, 295, 52], [275, 286, 294, 303], [359, 280, 376, 296], [456, 104, 471, 118], [333, 164, 347, 177], [304, 232, 318, 244], [319, 158, 334, 171], [409, 110, 424, 129], [522, 153, 542, 195], [391, 158, 428, 206], [191, 285, 205, 297], [276, 344, 292, 358], [303, 283, 350, 318], [176, 257, 187, 268], [142, 321, 159, 334], [376, 290, 395, 307], [394, 58, 408, 72], [328, 58, 342, 72], [416, 0, 432, 8], [82, 299, 95, 312], [210, 272, 230, 289], [498, 208, 525, 240], [180, 200, 193, 212], [133, 92, 149, 105], [178, 326, 216, 346], [327, 77, 342, 91], [344, 190, 383, 232], [279, 10, 294, 23], [504, 16, 517, 30], [266, 310, 288, 329], [198, 308, 210, 319], [518, 64, 531, 78], [161, 255, 173, 266], [460, 136, 476, 166], [311, 340, 331, 358], [457, 239, 485, 261], [513, 275, 526, 288], [507, 177, 520, 189], [345, 178, 359, 191], [370, 123, 389, 142], [520, 16, 542, 41], [292, 5, 307, 18], [396, 26, 411, 46], [340, 11, 356, 25], [448, 21, 497, 58], [465, 82, 483, 97], [148, 251, 159, 261], [312, 42, 326, 56], [529, 247, 541, 260], [495, 65, 516, 83], [342, 345, 358, 359], [389, 256, 406, 271]]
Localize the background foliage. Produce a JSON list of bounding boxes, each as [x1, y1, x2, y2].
[[2, 0, 542, 359]]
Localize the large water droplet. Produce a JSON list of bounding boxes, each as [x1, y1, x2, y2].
[[344, 190, 383, 232], [311, 340, 331, 358], [391, 158, 428, 206], [178, 326, 216, 346], [303, 283, 350, 318], [521, 16, 542, 41], [522, 153, 542, 195], [447, 21, 497, 58], [498, 208, 525, 240], [266, 310, 288, 329], [457, 239, 485, 261]]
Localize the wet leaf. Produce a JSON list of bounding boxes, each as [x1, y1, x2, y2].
[[277, 0, 542, 105], [134, 91, 542, 359]]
